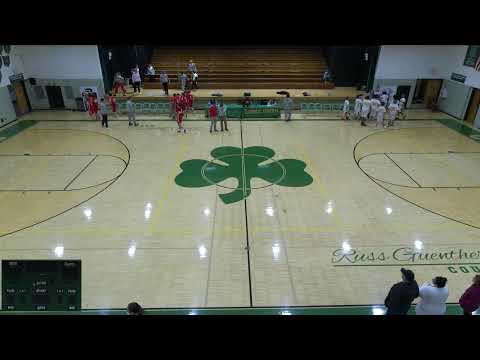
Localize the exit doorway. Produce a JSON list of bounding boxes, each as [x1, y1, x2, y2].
[[8, 78, 32, 117], [45, 86, 65, 109]]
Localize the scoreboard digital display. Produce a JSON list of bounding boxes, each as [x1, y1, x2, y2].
[[2, 260, 81, 311]]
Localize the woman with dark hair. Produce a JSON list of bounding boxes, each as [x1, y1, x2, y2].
[[459, 275, 480, 315], [415, 276, 449, 315], [127, 302, 144, 315]]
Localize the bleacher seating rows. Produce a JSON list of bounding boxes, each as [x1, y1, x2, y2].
[[143, 47, 333, 90]]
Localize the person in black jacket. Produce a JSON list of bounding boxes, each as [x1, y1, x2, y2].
[[384, 268, 419, 315]]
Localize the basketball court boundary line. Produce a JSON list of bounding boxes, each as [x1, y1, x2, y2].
[[0, 154, 127, 192], [353, 121, 480, 231], [384, 153, 422, 187], [240, 116, 254, 307], [0, 128, 131, 239]]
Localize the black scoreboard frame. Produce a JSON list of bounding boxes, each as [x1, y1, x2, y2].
[[1, 260, 81, 311]]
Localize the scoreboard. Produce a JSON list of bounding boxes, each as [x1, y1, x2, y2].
[[2, 260, 81, 311]]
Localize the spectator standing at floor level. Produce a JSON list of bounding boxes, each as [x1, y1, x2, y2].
[[160, 71, 169, 95], [283, 93, 293, 122], [146, 64, 155, 82], [342, 97, 350, 120], [188, 59, 197, 75], [415, 276, 449, 315], [99, 98, 109, 128], [218, 101, 228, 131], [209, 100, 218, 133], [127, 302, 144, 315], [384, 268, 419, 315], [108, 92, 117, 118], [112, 72, 127, 96], [131, 66, 142, 94], [191, 71, 199, 90], [179, 72, 187, 91], [459, 275, 480, 315], [126, 97, 138, 127]]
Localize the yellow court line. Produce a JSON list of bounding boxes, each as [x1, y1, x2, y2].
[[297, 143, 344, 228], [148, 135, 191, 235]]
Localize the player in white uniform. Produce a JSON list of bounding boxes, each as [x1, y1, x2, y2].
[[376, 102, 386, 128], [360, 96, 371, 126], [380, 92, 388, 107], [342, 97, 350, 120], [354, 95, 363, 120], [370, 96, 380, 121], [397, 95, 406, 120], [387, 101, 399, 127]]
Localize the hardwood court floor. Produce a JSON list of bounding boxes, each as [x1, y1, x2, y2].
[[1, 110, 479, 310]]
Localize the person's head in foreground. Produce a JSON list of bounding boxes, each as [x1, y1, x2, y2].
[[127, 302, 144, 315], [432, 276, 447, 288], [401, 268, 415, 283]]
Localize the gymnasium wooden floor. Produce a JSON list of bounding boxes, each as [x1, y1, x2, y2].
[[1, 109, 480, 311]]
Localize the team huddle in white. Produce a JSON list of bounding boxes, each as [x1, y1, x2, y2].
[[342, 92, 406, 128]]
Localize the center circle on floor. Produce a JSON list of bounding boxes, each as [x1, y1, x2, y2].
[[201, 154, 286, 190]]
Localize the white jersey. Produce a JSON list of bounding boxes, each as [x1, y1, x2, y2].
[[343, 100, 350, 113], [399, 97, 406, 111], [361, 99, 371, 117], [380, 94, 388, 104], [376, 106, 386, 122], [388, 103, 399, 120], [371, 98, 380, 110], [354, 98, 363, 114]]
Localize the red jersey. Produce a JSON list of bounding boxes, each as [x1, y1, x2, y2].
[[179, 95, 188, 110], [187, 93, 194, 107], [209, 104, 218, 117], [175, 101, 183, 113]]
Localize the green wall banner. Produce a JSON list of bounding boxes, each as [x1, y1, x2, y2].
[[205, 105, 281, 119]]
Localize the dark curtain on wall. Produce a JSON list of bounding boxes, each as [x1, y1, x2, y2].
[[98, 45, 154, 90], [325, 46, 379, 90]]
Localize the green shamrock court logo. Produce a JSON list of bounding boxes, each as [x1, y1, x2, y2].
[[175, 146, 313, 204]]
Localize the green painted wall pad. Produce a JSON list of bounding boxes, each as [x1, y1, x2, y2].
[[0, 120, 37, 143]]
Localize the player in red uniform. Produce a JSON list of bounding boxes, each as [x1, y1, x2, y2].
[[175, 96, 186, 133], [87, 94, 99, 120], [170, 93, 179, 121], [108, 92, 117, 117], [186, 90, 194, 112]]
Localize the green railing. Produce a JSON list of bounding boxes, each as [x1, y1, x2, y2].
[[300, 102, 346, 112]]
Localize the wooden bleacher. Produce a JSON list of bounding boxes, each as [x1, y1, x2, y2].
[[143, 46, 333, 89]]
